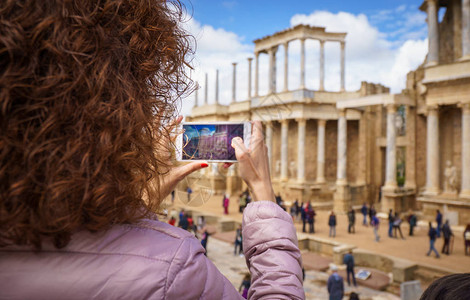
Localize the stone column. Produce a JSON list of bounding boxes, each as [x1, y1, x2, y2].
[[281, 119, 289, 181], [215, 70, 219, 104], [194, 81, 198, 107], [425, 105, 440, 195], [319, 40, 325, 91], [300, 38, 306, 89], [232, 63, 237, 103], [461, 103, 470, 198], [336, 109, 347, 185], [340, 41, 345, 91], [297, 118, 306, 183], [463, 0, 470, 59], [427, 0, 439, 66], [266, 121, 273, 172], [384, 104, 398, 189], [268, 47, 277, 94], [283, 42, 289, 92], [316, 119, 326, 183], [204, 73, 208, 105], [247, 58, 253, 100], [255, 52, 259, 97]]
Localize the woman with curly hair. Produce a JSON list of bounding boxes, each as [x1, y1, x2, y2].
[[0, 0, 304, 299]]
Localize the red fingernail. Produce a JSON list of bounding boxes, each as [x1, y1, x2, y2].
[[201, 163, 208, 168]]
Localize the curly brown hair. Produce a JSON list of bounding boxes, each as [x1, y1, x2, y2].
[[0, 0, 194, 249]]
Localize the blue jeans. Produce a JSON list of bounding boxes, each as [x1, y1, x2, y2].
[[347, 268, 357, 286], [363, 214, 367, 225], [427, 239, 440, 257], [388, 222, 393, 237], [373, 227, 380, 242], [329, 226, 336, 237]]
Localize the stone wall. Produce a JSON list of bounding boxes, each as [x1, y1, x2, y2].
[[325, 120, 338, 182], [305, 119, 318, 182], [439, 106, 462, 191], [347, 120, 359, 183]]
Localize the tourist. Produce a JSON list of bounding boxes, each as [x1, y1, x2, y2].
[[369, 205, 376, 225], [301, 203, 308, 233], [435, 209, 443, 238], [349, 292, 360, 300], [171, 190, 175, 204], [187, 186, 193, 203], [293, 199, 300, 221], [327, 265, 344, 300], [420, 273, 470, 300], [388, 209, 394, 238], [328, 211, 337, 238], [239, 273, 251, 299], [464, 224, 470, 256], [347, 207, 356, 234], [290, 199, 298, 221], [393, 212, 405, 239], [407, 211, 417, 236], [223, 193, 230, 215], [200, 228, 210, 256], [307, 203, 316, 233], [197, 215, 206, 231], [343, 250, 357, 287], [371, 213, 380, 242], [441, 220, 453, 255], [361, 203, 369, 226], [169, 217, 176, 226], [178, 212, 189, 231], [0, 2, 304, 298], [234, 225, 243, 256], [426, 222, 440, 258]]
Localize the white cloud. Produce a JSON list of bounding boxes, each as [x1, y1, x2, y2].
[[290, 10, 427, 93], [178, 8, 428, 116]]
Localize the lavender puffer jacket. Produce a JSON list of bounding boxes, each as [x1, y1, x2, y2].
[[0, 201, 304, 299]]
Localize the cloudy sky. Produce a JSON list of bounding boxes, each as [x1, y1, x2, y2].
[[177, 0, 433, 116]]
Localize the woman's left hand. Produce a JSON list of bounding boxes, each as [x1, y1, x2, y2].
[[158, 116, 208, 199]]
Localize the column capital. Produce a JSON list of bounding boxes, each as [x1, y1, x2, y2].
[[385, 103, 397, 113], [265, 120, 273, 127], [426, 104, 439, 115], [319, 39, 325, 46], [281, 119, 289, 126], [458, 102, 470, 112], [295, 118, 307, 126], [300, 37, 306, 42], [232, 62, 237, 66], [317, 119, 327, 127], [247, 57, 253, 62], [340, 41, 345, 49], [338, 108, 347, 117], [283, 41, 289, 48]]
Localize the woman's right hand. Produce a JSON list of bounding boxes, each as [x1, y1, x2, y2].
[[231, 121, 275, 202]]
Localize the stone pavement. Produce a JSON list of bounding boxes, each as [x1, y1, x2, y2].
[[165, 192, 470, 273], [206, 234, 400, 300]]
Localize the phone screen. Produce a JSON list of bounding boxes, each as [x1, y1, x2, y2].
[[176, 122, 250, 162]]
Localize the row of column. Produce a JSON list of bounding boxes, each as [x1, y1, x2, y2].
[[424, 104, 470, 197], [264, 117, 332, 184], [426, 0, 470, 64], [194, 38, 347, 106], [254, 39, 346, 97]]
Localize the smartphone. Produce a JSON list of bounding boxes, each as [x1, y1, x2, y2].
[[176, 122, 251, 162]]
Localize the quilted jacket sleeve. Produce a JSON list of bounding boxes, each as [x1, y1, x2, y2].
[[165, 236, 243, 299], [243, 201, 305, 299]]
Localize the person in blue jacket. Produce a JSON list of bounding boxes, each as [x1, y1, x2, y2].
[[327, 265, 344, 300]]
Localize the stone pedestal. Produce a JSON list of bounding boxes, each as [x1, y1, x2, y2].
[[333, 184, 351, 213]]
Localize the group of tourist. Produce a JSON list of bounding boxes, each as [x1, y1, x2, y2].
[[327, 250, 358, 300], [168, 209, 211, 255]]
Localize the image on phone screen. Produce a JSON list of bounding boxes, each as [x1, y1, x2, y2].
[[176, 122, 251, 162]]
